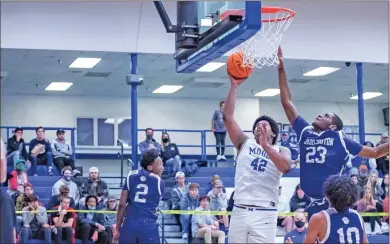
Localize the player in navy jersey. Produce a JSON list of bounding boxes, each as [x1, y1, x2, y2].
[[277, 47, 389, 218], [304, 175, 368, 244], [113, 149, 165, 244]]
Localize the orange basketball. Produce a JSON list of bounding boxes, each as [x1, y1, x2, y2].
[[227, 52, 253, 79]]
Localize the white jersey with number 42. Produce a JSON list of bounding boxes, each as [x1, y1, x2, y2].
[[234, 138, 282, 208]]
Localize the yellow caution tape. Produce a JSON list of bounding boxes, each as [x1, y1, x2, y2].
[[15, 209, 389, 217]]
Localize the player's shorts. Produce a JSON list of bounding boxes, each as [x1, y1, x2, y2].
[[228, 205, 278, 243], [119, 216, 160, 244], [305, 198, 329, 221]]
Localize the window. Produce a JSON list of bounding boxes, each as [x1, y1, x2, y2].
[[77, 118, 94, 146], [118, 119, 132, 146], [98, 118, 115, 146]]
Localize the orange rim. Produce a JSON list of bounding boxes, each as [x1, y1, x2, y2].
[[261, 7, 295, 23]]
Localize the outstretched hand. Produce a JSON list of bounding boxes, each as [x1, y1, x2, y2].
[[228, 74, 246, 87], [277, 46, 284, 69], [259, 124, 268, 147]]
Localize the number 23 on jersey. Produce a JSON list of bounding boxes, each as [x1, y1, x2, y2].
[[305, 146, 327, 164]]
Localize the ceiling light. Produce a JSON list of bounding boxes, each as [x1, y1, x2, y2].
[[303, 67, 340, 77], [104, 118, 125, 124], [350, 92, 383, 100], [196, 62, 225, 72], [153, 85, 183, 94], [254, 88, 280, 97], [69, 57, 101, 68], [45, 82, 73, 91]]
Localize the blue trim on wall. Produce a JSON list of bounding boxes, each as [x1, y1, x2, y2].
[[75, 153, 234, 161]]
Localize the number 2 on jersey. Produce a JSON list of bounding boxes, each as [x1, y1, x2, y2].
[[337, 227, 360, 243], [251, 158, 267, 172], [305, 146, 327, 164], [134, 184, 148, 203]]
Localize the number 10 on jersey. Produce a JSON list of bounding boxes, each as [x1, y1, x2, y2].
[[251, 158, 267, 172]]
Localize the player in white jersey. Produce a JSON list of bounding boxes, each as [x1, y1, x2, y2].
[[223, 74, 292, 243]]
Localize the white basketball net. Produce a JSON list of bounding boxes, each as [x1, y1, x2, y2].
[[241, 9, 294, 69]]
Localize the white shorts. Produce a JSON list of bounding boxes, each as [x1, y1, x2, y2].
[[228, 205, 278, 243]]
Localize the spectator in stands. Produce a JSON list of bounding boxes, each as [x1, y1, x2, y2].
[[139, 128, 161, 156], [180, 183, 200, 240], [21, 195, 51, 244], [358, 165, 369, 187], [52, 166, 80, 205], [29, 126, 54, 176], [103, 196, 118, 244], [205, 175, 226, 195], [350, 174, 363, 199], [171, 172, 189, 227], [161, 132, 181, 177], [52, 129, 81, 177], [16, 183, 35, 211], [51, 196, 75, 244], [192, 195, 225, 244], [364, 170, 384, 202], [80, 167, 109, 209], [77, 195, 108, 244], [376, 133, 389, 175], [8, 159, 29, 199], [6, 127, 30, 173], [383, 196, 389, 223], [348, 141, 377, 172], [48, 185, 76, 210], [277, 186, 294, 233], [207, 180, 229, 232], [356, 186, 385, 233], [0, 138, 17, 244], [211, 101, 227, 161], [289, 184, 311, 212], [284, 210, 307, 244], [381, 173, 389, 200], [279, 131, 299, 162]]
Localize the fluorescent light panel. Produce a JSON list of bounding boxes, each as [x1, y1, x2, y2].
[[254, 88, 280, 97], [196, 62, 225, 72], [45, 82, 73, 91], [153, 85, 183, 94], [303, 67, 340, 77], [69, 57, 101, 68], [350, 92, 383, 100]]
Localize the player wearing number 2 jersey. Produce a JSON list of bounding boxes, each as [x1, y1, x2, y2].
[[223, 74, 292, 243], [304, 175, 368, 244], [114, 149, 165, 244], [277, 47, 389, 219]]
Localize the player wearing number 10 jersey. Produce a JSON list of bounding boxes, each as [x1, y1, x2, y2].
[[223, 74, 292, 243], [304, 175, 368, 244], [114, 149, 165, 244], [277, 47, 389, 218]]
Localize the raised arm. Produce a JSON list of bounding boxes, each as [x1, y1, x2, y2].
[[277, 47, 299, 124], [222, 75, 248, 151]]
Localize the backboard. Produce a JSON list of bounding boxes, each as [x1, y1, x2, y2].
[[174, 1, 262, 73]]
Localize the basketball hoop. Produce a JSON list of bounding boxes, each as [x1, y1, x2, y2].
[[240, 7, 295, 69]]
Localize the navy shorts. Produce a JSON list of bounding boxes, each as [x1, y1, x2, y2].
[[305, 198, 329, 221], [119, 217, 160, 244]]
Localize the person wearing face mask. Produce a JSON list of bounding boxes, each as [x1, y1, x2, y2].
[[47, 185, 76, 211], [138, 128, 161, 157], [52, 166, 80, 205], [161, 133, 181, 177], [289, 184, 312, 212], [77, 195, 108, 244], [284, 210, 307, 244]]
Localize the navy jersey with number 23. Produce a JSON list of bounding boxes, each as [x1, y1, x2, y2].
[[123, 169, 165, 220], [293, 116, 363, 198]]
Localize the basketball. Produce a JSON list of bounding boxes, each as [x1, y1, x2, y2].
[[226, 52, 253, 79]]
